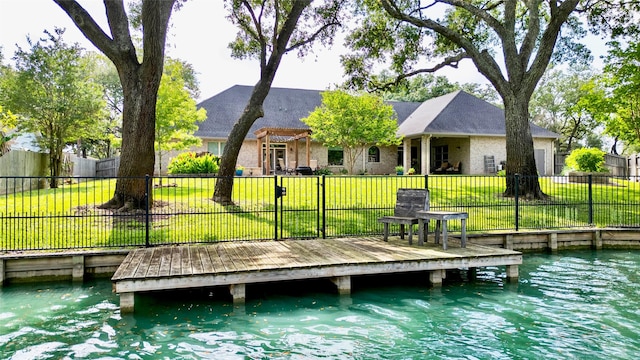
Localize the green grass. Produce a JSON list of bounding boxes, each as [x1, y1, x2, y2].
[[1, 175, 639, 251]]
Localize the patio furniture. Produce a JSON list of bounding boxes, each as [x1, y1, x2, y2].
[[310, 159, 318, 171], [295, 166, 313, 175], [287, 161, 297, 175], [378, 188, 430, 245], [433, 162, 450, 174], [417, 210, 468, 249], [446, 161, 461, 174]]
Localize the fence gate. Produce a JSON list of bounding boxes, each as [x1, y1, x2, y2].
[[276, 176, 322, 239]]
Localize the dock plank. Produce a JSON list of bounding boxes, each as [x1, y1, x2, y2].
[[158, 247, 173, 277], [214, 242, 239, 272], [197, 246, 214, 274], [181, 246, 193, 276], [170, 247, 181, 276], [205, 246, 226, 273], [146, 248, 163, 277], [190, 247, 205, 275], [252, 241, 298, 268], [133, 248, 155, 278]]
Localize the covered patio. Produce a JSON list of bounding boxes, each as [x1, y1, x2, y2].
[[255, 127, 312, 175]]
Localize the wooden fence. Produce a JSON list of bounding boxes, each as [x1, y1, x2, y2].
[[96, 157, 120, 177], [554, 152, 629, 176]]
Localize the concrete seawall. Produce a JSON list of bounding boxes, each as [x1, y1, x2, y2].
[[1, 228, 639, 285]]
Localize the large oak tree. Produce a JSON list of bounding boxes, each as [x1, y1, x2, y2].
[[54, 0, 176, 210], [213, 0, 345, 205], [344, 0, 598, 199]]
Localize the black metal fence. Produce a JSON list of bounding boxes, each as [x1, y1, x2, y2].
[[1, 174, 639, 251]]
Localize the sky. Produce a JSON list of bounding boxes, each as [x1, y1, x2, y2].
[[0, 0, 494, 102]]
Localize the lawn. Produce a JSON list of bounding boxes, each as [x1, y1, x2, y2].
[[1, 174, 639, 251]]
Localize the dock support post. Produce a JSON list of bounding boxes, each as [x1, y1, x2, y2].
[[331, 276, 351, 295], [230, 284, 246, 304], [504, 235, 514, 250], [72, 255, 85, 282], [467, 267, 477, 281], [429, 269, 445, 286], [0, 259, 4, 286], [120, 292, 135, 313], [548, 233, 558, 253], [505, 265, 519, 281], [592, 230, 603, 250]]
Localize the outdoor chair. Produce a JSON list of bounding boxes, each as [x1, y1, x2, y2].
[[310, 159, 318, 171], [434, 162, 450, 174], [286, 161, 297, 175], [378, 188, 430, 245], [277, 158, 286, 174], [446, 161, 461, 174]]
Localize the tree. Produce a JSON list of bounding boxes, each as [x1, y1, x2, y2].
[[343, 0, 598, 199], [212, 0, 345, 205], [4, 29, 105, 187], [530, 67, 607, 152], [0, 51, 17, 155], [54, 0, 176, 210], [155, 58, 207, 176], [601, 40, 640, 153], [374, 71, 499, 103], [302, 90, 402, 174]]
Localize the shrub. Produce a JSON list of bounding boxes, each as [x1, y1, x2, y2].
[[565, 148, 607, 173], [314, 167, 333, 175], [168, 152, 220, 174]]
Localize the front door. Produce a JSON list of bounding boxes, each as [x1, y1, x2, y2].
[[262, 143, 287, 174]]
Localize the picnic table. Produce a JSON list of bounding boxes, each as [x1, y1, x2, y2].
[[417, 210, 468, 250]]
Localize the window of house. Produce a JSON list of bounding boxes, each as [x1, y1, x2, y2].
[[434, 145, 448, 167], [208, 141, 226, 156], [368, 146, 380, 162], [328, 147, 343, 165]]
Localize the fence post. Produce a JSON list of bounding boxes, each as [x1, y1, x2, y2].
[[145, 174, 150, 247], [274, 176, 278, 240], [514, 174, 520, 231], [424, 174, 429, 189], [320, 175, 326, 239], [588, 174, 593, 225]]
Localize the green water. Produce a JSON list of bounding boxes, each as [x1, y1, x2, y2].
[[1, 250, 639, 359]]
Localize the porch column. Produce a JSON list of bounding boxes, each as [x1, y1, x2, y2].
[[403, 138, 411, 171], [256, 137, 262, 169], [306, 137, 311, 167], [265, 134, 271, 174], [421, 135, 431, 175]]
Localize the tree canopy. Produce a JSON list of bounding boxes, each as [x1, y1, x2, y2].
[[342, 0, 603, 199], [4, 29, 106, 186], [601, 40, 640, 153], [530, 66, 608, 153], [302, 90, 402, 174]]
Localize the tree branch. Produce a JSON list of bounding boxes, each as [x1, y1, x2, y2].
[[367, 52, 470, 92]]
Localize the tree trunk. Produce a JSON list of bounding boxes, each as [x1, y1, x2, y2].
[[100, 68, 157, 211], [213, 86, 267, 205], [502, 94, 547, 200]]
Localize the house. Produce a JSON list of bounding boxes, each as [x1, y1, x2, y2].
[[188, 85, 558, 176]]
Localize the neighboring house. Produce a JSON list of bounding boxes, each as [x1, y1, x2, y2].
[[189, 85, 558, 176]]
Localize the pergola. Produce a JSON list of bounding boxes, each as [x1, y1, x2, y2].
[[254, 127, 312, 175]]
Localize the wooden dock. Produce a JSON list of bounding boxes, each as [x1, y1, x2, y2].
[[112, 237, 522, 312]]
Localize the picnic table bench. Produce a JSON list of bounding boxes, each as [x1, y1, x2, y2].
[[378, 188, 429, 245]]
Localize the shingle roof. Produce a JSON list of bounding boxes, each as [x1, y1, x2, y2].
[[195, 86, 558, 140], [195, 85, 422, 139], [398, 90, 559, 138]]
